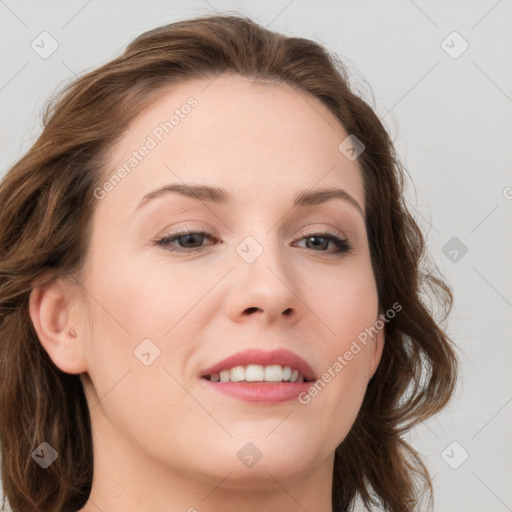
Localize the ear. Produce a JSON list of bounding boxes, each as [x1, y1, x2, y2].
[[29, 275, 88, 375], [368, 321, 385, 380]]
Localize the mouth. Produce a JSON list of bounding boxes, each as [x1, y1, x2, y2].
[[199, 348, 316, 382], [202, 364, 313, 383], [199, 348, 316, 403]]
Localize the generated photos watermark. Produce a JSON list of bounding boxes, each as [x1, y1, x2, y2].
[[298, 301, 402, 405], [93, 96, 198, 200]]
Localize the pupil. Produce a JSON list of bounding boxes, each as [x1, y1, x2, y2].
[[308, 236, 327, 250], [181, 234, 201, 247]]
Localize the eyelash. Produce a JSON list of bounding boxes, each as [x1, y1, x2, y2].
[[153, 227, 353, 257]]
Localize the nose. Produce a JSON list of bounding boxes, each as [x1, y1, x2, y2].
[[224, 243, 302, 326]]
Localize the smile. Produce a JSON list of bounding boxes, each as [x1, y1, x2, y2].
[[203, 364, 310, 383]]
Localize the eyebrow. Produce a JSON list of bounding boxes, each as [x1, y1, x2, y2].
[[136, 183, 364, 218]]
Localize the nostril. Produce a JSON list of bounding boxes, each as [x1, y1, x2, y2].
[[245, 307, 260, 314]]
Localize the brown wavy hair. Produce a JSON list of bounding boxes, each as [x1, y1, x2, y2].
[[0, 14, 458, 512]]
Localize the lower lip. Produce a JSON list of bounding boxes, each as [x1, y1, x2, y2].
[[201, 378, 314, 404]]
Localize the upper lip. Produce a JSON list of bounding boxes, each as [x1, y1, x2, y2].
[[200, 348, 316, 381]]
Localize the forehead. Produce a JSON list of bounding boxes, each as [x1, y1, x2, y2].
[[100, 73, 365, 215]]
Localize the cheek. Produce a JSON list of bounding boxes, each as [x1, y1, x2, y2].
[[80, 261, 197, 451], [297, 265, 378, 438], [80, 245, 205, 406], [84, 241, 204, 343], [307, 257, 379, 347]]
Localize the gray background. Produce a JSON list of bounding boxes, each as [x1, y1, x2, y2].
[[1, 1, 511, 511]]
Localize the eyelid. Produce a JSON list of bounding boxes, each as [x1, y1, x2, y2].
[[154, 223, 347, 244], [295, 223, 347, 240], [156, 222, 218, 239]]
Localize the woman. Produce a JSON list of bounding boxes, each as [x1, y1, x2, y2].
[[0, 14, 458, 512]]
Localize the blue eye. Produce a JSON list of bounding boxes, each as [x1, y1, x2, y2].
[[154, 229, 353, 256], [155, 229, 216, 253], [295, 233, 353, 254]]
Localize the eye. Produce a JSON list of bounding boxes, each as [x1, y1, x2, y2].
[[293, 232, 353, 256], [153, 228, 353, 256], [154, 228, 219, 253]]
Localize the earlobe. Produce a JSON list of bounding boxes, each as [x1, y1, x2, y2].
[[368, 324, 385, 380], [29, 277, 88, 375]]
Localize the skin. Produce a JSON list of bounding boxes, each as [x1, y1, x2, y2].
[[29, 73, 385, 512]]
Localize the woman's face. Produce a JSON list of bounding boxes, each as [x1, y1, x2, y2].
[[68, 74, 384, 487]]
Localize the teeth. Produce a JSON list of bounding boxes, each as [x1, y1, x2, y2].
[[264, 365, 283, 382], [206, 364, 307, 383], [246, 364, 264, 382], [230, 366, 246, 382]]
